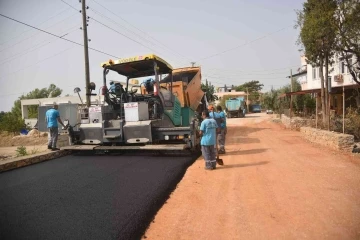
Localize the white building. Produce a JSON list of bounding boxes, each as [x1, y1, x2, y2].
[[21, 81, 139, 128], [213, 86, 248, 106], [287, 54, 359, 115], [300, 54, 358, 90]]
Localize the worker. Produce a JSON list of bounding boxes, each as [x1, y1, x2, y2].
[[208, 105, 223, 153], [199, 110, 219, 170], [109, 81, 115, 93], [45, 103, 67, 151], [208, 105, 221, 125], [216, 105, 227, 154]]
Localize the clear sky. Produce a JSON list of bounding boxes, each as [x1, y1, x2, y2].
[[0, 0, 304, 112]]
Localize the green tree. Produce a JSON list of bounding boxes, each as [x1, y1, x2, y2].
[[11, 84, 62, 118], [0, 111, 5, 122], [334, 0, 360, 85], [235, 80, 264, 104], [262, 88, 278, 111], [295, 0, 337, 126], [0, 112, 25, 134], [201, 80, 218, 103]]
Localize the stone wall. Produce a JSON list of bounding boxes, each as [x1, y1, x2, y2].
[[0, 150, 71, 172], [280, 115, 314, 131], [300, 127, 354, 152]]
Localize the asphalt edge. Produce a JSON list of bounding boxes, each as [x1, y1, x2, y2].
[[138, 152, 201, 240], [0, 150, 71, 173]]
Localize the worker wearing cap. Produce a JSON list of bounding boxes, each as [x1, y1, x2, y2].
[[216, 105, 227, 154], [45, 103, 67, 151], [199, 110, 219, 170]]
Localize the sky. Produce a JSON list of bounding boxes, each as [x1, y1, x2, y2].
[[0, 0, 305, 112]]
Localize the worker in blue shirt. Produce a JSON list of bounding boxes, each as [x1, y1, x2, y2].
[[216, 105, 227, 154], [208, 105, 224, 154], [199, 110, 219, 170], [109, 81, 116, 93], [45, 103, 67, 151]]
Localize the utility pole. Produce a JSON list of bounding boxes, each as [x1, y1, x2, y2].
[[81, 0, 91, 107], [290, 69, 293, 118]]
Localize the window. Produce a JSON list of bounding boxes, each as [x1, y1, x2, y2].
[[312, 67, 316, 80], [341, 61, 345, 74]]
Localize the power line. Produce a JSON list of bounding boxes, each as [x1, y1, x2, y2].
[[60, 0, 188, 66], [203, 65, 300, 73], [0, 46, 76, 80], [0, 7, 72, 46], [89, 17, 162, 56], [0, 11, 76, 52], [195, 25, 292, 62], [88, 7, 188, 65], [0, 13, 120, 58], [0, 26, 79, 65], [0, 12, 79, 53], [90, 0, 192, 61], [60, 0, 79, 11], [202, 70, 289, 77]]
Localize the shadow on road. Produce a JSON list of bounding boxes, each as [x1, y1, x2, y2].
[[229, 137, 260, 144], [227, 127, 270, 136], [223, 148, 268, 155], [220, 161, 269, 169]]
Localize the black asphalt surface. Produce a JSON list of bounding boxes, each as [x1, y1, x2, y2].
[[0, 153, 198, 240]]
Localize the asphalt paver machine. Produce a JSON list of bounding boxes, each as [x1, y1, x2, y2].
[[62, 54, 206, 154]]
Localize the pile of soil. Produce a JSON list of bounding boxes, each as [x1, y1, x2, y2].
[[0, 132, 48, 147]]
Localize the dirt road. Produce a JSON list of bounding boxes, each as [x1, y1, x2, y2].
[[144, 113, 360, 240]]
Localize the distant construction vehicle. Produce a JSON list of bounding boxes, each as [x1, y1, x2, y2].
[[225, 97, 246, 118]]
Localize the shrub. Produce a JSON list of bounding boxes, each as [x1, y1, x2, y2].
[[15, 146, 27, 157]]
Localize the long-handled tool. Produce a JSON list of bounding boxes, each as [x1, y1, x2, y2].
[[215, 131, 224, 165]]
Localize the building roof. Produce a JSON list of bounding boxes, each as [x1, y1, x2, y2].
[[286, 70, 307, 79]]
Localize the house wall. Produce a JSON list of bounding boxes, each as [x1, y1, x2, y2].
[[304, 55, 357, 91]]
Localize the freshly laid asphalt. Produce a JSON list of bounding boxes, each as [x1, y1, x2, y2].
[[0, 152, 198, 240]]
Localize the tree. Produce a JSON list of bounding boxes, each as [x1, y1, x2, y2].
[[295, 0, 338, 127], [201, 80, 218, 103], [0, 84, 63, 134], [334, 0, 360, 85], [0, 112, 25, 134], [0, 111, 5, 122], [235, 80, 264, 104], [11, 84, 62, 118], [262, 88, 278, 111]]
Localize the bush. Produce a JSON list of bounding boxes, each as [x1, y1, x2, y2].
[[15, 146, 27, 157], [345, 108, 360, 140], [0, 112, 25, 134]]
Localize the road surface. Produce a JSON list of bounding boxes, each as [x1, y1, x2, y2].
[[144, 113, 360, 240], [0, 152, 197, 240]]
